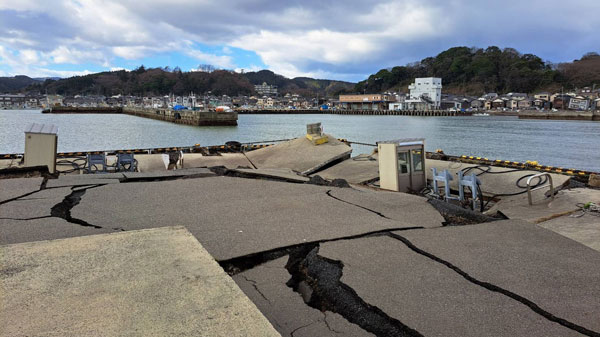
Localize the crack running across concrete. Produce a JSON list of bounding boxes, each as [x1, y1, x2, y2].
[[239, 275, 272, 304], [219, 227, 422, 275], [50, 184, 105, 229], [285, 245, 423, 337], [386, 232, 600, 337], [325, 189, 391, 219]]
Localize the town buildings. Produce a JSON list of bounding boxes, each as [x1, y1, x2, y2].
[[338, 94, 395, 110], [254, 82, 278, 96]]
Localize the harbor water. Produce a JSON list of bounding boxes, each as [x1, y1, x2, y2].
[[1, 109, 599, 171]]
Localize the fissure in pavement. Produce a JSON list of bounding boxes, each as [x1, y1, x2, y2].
[[286, 245, 424, 337], [50, 184, 105, 229], [386, 232, 600, 337]]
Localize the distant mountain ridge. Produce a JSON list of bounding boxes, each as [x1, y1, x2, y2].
[[4, 46, 599, 96], [0, 75, 42, 93], [8, 68, 354, 97]]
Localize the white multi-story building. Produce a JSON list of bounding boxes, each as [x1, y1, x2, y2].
[[405, 77, 442, 110], [255, 82, 278, 96]]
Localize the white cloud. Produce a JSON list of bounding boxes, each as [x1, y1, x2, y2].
[[46, 45, 104, 64], [185, 49, 235, 69], [0, 0, 599, 80], [19, 49, 40, 64]]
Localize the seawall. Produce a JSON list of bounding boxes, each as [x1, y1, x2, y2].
[[518, 110, 600, 121], [238, 109, 469, 116], [42, 106, 237, 126]]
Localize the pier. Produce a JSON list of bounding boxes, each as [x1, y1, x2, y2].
[[238, 109, 469, 116], [42, 106, 238, 126], [519, 110, 600, 121]]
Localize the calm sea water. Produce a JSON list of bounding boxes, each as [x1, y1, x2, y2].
[[1, 109, 599, 171]]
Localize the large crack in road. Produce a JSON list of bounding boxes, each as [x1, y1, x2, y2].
[[386, 231, 600, 337], [286, 245, 424, 337], [49, 184, 107, 229]]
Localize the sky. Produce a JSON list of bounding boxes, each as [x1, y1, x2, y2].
[[0, 0, 598, 82]]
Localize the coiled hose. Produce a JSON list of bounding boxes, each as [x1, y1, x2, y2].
[[460, 165, 550, 211]]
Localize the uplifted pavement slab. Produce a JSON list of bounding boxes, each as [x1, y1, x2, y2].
[[397, 220, 600, 333], [0, 177, 43, 203], [0, 226, 280, 337], [426, 159, 570, 197], [0, 217, 114, 245], [0, 186, 73, 220], [319, 234, 586, 337], [488, 187, 600, 223], [231, 168, 310, 183], [46, 174, 122, 188], [539, 212, 600, 252], [246, 136, 352, 175], [314, 153, 379, 184], [182, 153, 254, 169], [0, 198, 58, 219], [122, 167, 215, 180], [327, 188, 444, 228], [233, 257, 372, 337], [69, 176, 417, 260]]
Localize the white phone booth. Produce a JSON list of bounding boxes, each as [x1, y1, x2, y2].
[[377, 138, 426, 193]]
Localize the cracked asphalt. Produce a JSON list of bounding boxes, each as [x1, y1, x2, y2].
[[2, 171, 600, 337]]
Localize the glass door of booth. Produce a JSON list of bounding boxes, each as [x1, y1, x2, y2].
[[410, 149, 425, 191], [397, 150, 411, 192]]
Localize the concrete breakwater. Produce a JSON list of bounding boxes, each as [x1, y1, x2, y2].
[[519, 110, 600, 121], [42, 106, 237, 126], [238, 109, 469, 116]]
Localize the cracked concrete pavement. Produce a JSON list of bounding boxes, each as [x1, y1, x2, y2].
[[2, 170, 600, 337], [319, 234, 589, 337], [233, 257, 373, 337], [66, 176, 441, 260]]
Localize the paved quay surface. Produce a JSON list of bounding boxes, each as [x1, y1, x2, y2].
[[2, 141, 600, 337], [0, 227, 280, 337], [69, 176, 441, 260]]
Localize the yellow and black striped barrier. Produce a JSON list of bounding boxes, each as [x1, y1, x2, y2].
[[444, 153, 595, 178]]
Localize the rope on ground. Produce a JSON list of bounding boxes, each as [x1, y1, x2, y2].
[[571, 203, 600, 217]]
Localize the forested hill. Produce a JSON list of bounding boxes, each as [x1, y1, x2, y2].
[[242, 70, 354, 97], [0, 75, 41, 92], [354, 47, 600, 95], [17, 67, 354, 97]]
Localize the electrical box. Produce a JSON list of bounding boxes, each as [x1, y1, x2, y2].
[[24, 123, 58, 173], [306, 122, 329, 145], [377, 138, 426, 192]]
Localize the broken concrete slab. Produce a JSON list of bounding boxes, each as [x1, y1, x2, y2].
[[314, 154, 379, 184], [0, 177, 43, 203], [397, 220, 600, 333], [319, 235, 586, 337], [426, 159, 571, 197], [122, 167, 215, 181], [46, 175, 122, 188], [539, 213, 600, 252], [233, 257, 372, 337], [0, 198, 57, 219], [245, 136, 352, 175], [0, 217, 114, 245], [65, 176, 417, 260], [0, 226, 280, 337], [488, 187, 600, 223], [231, 168, 310, 183], [327, 187, 444, 228], [182, 153, 253, 170]]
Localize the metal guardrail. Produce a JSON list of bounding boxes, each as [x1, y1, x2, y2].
[[527, 173, 554, 206]]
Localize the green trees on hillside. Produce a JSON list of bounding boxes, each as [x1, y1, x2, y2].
[[355, 46, 570, 95]]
